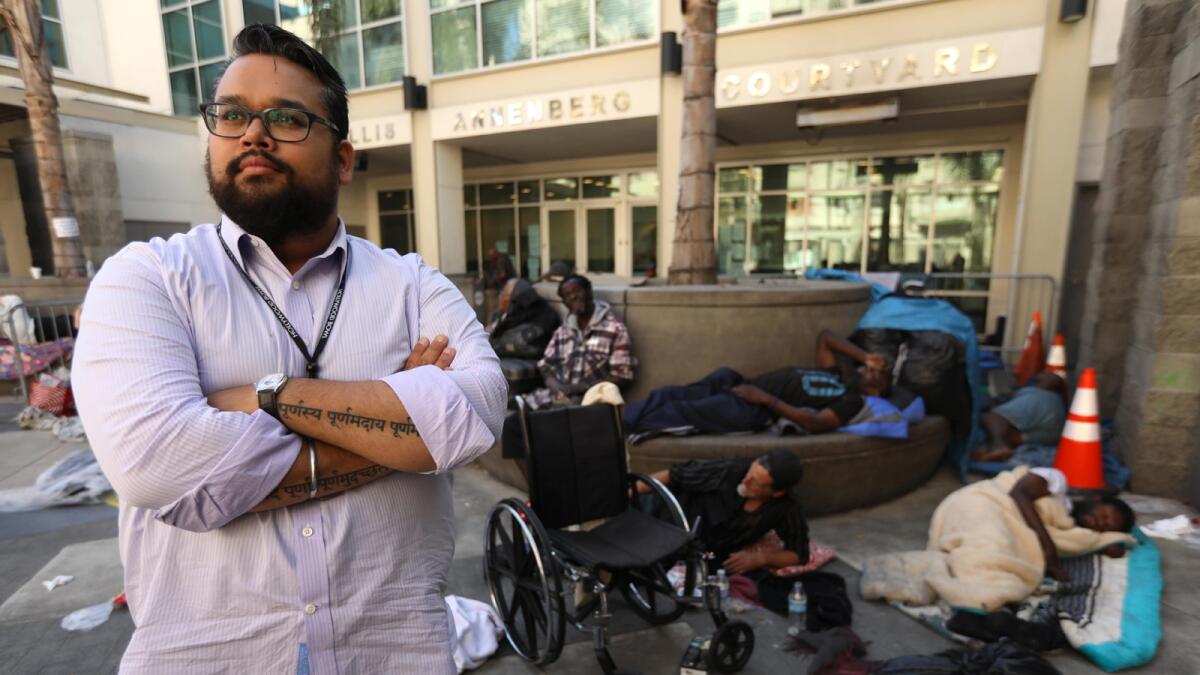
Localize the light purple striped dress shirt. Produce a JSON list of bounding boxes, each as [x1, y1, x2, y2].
[[72, 216, 506, 674]]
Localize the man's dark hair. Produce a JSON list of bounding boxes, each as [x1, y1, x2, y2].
[[222, 24, 349, 143], [558, 273, 592, 297], [760, 449, 803, 494], [1074, 496, 1136, 533]]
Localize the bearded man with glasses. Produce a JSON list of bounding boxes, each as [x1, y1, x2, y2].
[[72, 24, 505, 675]]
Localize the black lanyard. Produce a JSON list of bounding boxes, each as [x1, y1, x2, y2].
[[215, 223, 349, 379]]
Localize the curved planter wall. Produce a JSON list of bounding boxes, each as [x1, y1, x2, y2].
[[538, 278, 872, 402]]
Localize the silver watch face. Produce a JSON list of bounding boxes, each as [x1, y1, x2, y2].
[[258, 373, 286, 392]]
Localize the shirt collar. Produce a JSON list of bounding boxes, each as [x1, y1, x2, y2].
[[218, 214, 349, 277]]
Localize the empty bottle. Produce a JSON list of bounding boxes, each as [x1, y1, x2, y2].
[[787, 581, 807, 637], [715, 569, 729, 605]]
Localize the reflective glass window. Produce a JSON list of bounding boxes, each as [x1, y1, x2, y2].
[[432, 6, 477, 74], [596, 0, 654, 47], [582, 175, 620, 199], [364, 21, 406, 86], [482, 0, 532, 67], [537, 0, 589, 57], [544, 177, 578, 201], [632, 205, 658, 276]]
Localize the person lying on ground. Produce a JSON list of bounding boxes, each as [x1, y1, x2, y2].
[[636, 449, 809, 575], [973, 372, 1068, 462], [1010, 466, 1135, 582], [623, 329, 891, 437], [486, 278, 561, 359], [500, 273, 635, 461]]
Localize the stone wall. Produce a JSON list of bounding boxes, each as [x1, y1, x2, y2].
[[10, 130, 127, 274], [61, 130, 127, 266], [1077, 0, 1200, 500]]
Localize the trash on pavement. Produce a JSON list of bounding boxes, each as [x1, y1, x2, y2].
[[41, 575, 74, 591], [1137, 514, 1195, 540], [61, 595, 123, 632], [0, 449, 112, 512]]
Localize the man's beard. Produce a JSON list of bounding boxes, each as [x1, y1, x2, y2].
[[206, 149, 338, 247]]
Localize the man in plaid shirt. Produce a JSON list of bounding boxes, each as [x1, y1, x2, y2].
[[502, 274, 636, 459]]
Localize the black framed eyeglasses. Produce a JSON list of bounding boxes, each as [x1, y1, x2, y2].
[[199, 102, 340, 143]]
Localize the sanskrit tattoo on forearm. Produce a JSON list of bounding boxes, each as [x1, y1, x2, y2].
[[264, 464, 391, 503], [277, 400, 323, 422], [319, 407, 420, 438]]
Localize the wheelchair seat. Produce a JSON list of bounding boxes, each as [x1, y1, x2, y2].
[[549, 509, 693, 570]]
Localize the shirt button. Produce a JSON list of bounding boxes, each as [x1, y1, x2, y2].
[[301, 526, 314, 538], [292, 281, 301, 290], [304, 603, 318, 615]]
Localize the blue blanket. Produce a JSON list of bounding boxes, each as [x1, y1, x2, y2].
[[856, 296, 984, 473]]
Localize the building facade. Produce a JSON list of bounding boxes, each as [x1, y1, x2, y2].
[[0, 0, 1125, 349]]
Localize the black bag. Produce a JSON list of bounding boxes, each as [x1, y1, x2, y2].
[[493, 321, 550, 359], [801, 571, 853, 632], [877, 639, 1062, 675]]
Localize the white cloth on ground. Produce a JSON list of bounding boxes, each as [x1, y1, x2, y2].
[[444, 595, 503, 672], [1030, 466, 1072, 514]]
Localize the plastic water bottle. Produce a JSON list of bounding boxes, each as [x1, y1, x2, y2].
[[715, 569, 730, 605], [787, 581, 807, 636]]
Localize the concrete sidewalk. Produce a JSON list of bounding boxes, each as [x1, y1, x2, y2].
[[0, 406, 1196, 673]]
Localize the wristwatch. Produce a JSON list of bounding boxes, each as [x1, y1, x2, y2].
[[256, 373, 288, 419]]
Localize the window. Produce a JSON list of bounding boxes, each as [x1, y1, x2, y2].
[[161, 0, 226, 116], [378, 189, 415, 253], [718, 0, 912, 30], [431, 0, 654, 76], [716, 150, 1003, 276], [0, 1, 67, 69], [464, 171, 658, 278], [242, 0, 405, 90]]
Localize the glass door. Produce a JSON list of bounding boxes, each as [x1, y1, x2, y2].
[[584, 204, 618, 275], [545, 206, 578, 275]]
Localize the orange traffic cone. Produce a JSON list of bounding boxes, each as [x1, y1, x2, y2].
[[1054, 368, 1105, 489], [1045, 334, 1067, 378], [1013, 312, 1045, 386]]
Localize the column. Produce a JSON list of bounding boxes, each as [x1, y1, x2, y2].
[[1010, 2, 1096, 354], [404, 0, 465, 272], [656, 0, 684, 274]]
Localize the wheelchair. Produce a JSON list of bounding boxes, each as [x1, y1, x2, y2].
[[483, 398, 755, 674]]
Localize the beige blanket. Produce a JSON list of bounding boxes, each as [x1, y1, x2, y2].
[[862, 467, 1133, 612]]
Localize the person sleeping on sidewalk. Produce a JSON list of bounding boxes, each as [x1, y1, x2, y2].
[[622, 329, 891, 439], [972, 372, 1068, 463], [1009, 466, 1136, 581]]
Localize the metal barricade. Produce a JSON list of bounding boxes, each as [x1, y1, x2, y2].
[[911, 273, 1057, 366], [0, 298, 82, 401]]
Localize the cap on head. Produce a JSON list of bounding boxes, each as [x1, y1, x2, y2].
[[759, 449, 803, 493]]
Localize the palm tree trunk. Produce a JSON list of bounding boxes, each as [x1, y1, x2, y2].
[[3, 0, 85, 278], [669, 0, 718, 285]]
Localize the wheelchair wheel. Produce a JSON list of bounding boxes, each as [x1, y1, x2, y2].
[[707, 620, 754, 673], [484, 498, 565, 665], [621, 559, 692, 625]]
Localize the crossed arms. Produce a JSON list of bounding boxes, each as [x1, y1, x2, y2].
[[72, 248, 505, 532]]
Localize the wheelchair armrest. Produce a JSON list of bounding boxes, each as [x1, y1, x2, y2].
[[627, 472, 689, 533]]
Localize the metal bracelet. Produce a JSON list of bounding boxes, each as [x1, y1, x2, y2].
[[307, 439, 318, 500]]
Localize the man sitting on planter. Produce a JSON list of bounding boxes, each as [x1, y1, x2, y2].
[[500, 273, 636, 461], [623, 329, 890, 439]]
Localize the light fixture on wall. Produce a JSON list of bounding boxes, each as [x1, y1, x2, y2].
[[403, 76, 427, 110], [1060, 0, 1088, 23], [795, 99, 899, 128], [660, 32, 682, 75]]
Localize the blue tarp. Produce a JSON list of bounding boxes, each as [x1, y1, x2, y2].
[[804, 268, 893, 302], [856, 295, 984, 474]]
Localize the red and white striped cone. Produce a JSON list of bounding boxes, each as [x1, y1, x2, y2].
[[1053, 368, 1105, 489], [1045, 334, 1067, 379], [1014, 311, 1045, 386]]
